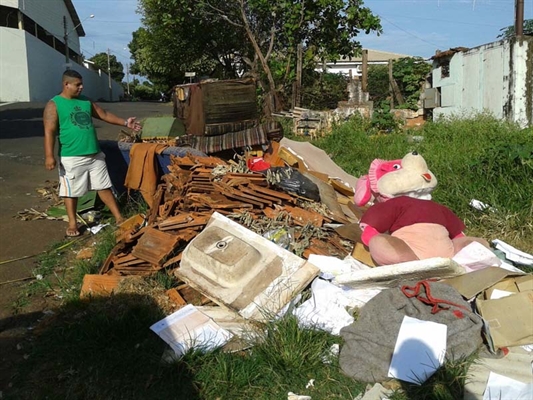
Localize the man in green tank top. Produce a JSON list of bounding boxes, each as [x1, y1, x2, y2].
[[43, 70, 141, 237]]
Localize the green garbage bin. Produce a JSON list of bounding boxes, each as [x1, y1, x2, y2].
[[141, 117, 186, 140]]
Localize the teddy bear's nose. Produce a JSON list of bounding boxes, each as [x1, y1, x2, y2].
[[412, 151, 419, 156]]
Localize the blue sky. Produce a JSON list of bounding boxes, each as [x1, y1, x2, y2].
[[73, 0, 533, 67]]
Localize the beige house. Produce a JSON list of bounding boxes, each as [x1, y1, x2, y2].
[[321, 49, 414, 76]]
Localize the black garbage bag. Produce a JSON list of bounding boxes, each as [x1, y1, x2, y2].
[[268, 167, 321, 202]]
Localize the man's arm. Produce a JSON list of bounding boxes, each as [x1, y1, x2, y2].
[[43, 101, 58, 170], [91, 102, 141, 131]]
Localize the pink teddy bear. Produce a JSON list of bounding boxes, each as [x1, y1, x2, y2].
[[354, 152, 489, 266]]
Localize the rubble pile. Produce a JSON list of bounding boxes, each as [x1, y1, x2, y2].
[[99, 153, 352, 277]]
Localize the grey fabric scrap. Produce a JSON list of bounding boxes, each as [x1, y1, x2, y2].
[[339, 281, 483, 383]]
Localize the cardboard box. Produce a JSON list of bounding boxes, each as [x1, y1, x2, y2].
[[443, 267, 533, 349]]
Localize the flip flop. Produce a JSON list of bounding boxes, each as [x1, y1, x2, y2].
[[66, 228, 81, 237]]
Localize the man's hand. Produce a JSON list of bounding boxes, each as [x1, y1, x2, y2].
[[45, 156, 56, 170], [125, 117, 142, 132]]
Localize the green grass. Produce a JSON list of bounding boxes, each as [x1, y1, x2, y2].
[[389, 352, 479, 400], [315, 113, 533, 252]]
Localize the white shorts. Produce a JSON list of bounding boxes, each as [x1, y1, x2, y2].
[[58, 152, 112, 198]]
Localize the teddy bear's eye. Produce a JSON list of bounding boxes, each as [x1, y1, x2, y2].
[[393, 164, 401, 169]]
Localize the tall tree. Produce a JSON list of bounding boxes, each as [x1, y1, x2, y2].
[[89, 53, 125, 82], [498, 19, 533, 39], [132, 0, 381, 113]]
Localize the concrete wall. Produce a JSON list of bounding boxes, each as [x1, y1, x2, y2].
[[433, 37, 533, 127], [0, 27, 30, 101], [0, 27, 123, 102], [0, 0, 19, 8], [25, 31, 123, 102]]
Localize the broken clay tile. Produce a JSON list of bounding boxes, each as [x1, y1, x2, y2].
[[131, 227, 181, 266], [158, 213, 194, 228], [76, 247, 94, 260], [163, 253, 183, 268], [148, 184, 165, 225], [166, 288, 187, 307], [237, 186, 283, 204], [283, 205, 323, 227], [80, 274, 124, 298], [247, 184, 296, 202]]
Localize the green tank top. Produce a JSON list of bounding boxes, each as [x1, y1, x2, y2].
[[52, 95, 100, 157]]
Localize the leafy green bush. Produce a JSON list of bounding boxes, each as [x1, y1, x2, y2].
[[301, 71, 349, 110], [370, 101, 401, 133], [392, 57, 432, 110]]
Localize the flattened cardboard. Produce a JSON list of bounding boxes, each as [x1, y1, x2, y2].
[[442, 267, 524, 300], [444, 267, 533, 349], [476, 291, 533, 348]]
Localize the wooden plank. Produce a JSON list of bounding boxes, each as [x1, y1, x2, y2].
[[329, 178, 355, 197]]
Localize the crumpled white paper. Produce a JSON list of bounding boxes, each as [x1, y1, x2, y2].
[[492, 239, 533, 266]]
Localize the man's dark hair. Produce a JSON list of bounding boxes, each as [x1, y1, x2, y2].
[[62, 69, 82, 81]]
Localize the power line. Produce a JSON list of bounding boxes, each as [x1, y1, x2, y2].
[[382, 13, 502, 27], [379, 15, 441, 49]]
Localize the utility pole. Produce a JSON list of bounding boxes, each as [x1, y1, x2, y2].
[[362, 49, 368, 93], [292, 43, 303, 108], [126, 63, 130, 96], [107, 48, 113, 101], [388, 59, 394, 110], [515, 0, 524, 36], [63, 16, 69, 68]]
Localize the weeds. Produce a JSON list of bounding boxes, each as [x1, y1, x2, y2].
[[390, 352, 478, 400], [316, 114, 533, 252]]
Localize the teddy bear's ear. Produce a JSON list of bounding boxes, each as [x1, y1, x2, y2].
[[354, 175, 371, 206]]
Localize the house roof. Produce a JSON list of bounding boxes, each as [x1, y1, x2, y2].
[[431, 47, 470, 60], [64, 0, 86, 37], [337, 49, 414, 63]]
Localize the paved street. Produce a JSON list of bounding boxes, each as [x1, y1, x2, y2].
[[0, 100, 172, 316]]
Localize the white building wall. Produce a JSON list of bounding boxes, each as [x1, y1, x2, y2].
[[17, 0, 81, 54], [433, 38, 532, 127], [0, 28, 123, 102], [0, 0, 19, 8], [25, 31, 123, 102], [0, 27, 30, 101]]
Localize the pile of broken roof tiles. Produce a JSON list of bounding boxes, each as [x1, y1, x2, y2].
[[99, 153, 354, 277]]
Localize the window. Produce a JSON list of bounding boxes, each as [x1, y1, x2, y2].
[[0, 5, 18, 29], [440, 59, 450, 78]]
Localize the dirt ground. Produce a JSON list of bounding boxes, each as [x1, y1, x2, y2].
[[0, 100, 172, 391]]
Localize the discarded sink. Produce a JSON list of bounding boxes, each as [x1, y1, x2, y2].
[[182, 225, 283, 307], [177, 212, 319, 320]]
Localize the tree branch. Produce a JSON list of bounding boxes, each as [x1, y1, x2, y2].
[[203, 1, 243, 27]]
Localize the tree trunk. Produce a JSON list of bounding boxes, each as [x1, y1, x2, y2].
[[239, 0, 279, 115]]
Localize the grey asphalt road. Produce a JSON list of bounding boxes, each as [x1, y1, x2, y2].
[[0, 100, 173, 315]]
